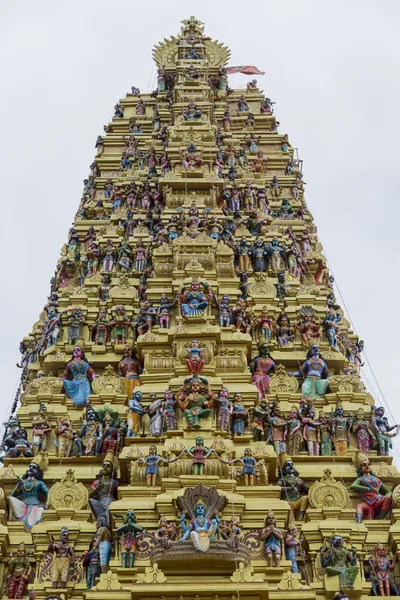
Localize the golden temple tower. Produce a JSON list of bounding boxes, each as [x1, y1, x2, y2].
[[1, 15, 400, 600]]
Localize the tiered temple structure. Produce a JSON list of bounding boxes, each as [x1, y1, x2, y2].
[[2, 16, 400, 600]]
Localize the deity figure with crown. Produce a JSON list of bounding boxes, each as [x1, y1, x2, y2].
[[178, 375, 215, 429], [88, 451, 119, 529], [320, 534, 358, 589], [277, 452, 309, 521], [9, 452, 49, 530], [179, 497, 220, 552], [179, 278, 212, 319], [350, 452, 392, 522], [368, 543, 398, 596], [288, 344, 330, 400], [7, 543, 33, 599]]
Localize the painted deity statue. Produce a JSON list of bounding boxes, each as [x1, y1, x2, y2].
[[89, 451, 119, 529], [231, 394, 248, 436], [162, 389, 178, 431], [371, 406, 400, 456], [186, 339, 205, 374], [258, 512, 284, 567], [285, 407, 303, 455], [9, 455, 49, 530], [31, 404, 51, 455], [267, 406, 287, 455], [7, 543, 33, 599], [249, 344, 276, 400], [330, 402, 350, 456], [288, 344, 330, 400], [63, 346, 96, 407], [75, 405, 102, 456], [350, 452, 392, 522], [178, 377, 215, 429], [368, 543, 398, 596], [320, 535, 358, 589], [215, 387, 233, 432], [179, 500, 220, 552], [116, 510, 143, 568], [147, 392, 163, 437], [126, 390, 147, 437], [285, 525, 302, 573], [277, 453, 309, 521], [275, 313, 294, 346], [179, 279, 211, 319], [240, 447, 257, 486], [47, 527, 75, 589], [294, 306, 321, 348], [251, 400, 270, 441], [188, 436, 213, 475], [54, 415, 77, 458], [301, 408, 321, 456], [156, 517, 179, 550], [83, 539, 101, 590], [118, 345, 142, 398]]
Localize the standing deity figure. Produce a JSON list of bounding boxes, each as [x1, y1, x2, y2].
[[371, 406, 400, 456], [288, 344, 330, 400], [249, 344, 276, 400], [351, 408, 376, 454], [118, 345, 142, 398], [179, 500, 220, 552], [285, 524, 302, 573], [318, 411, 333, 456], [186, 339, 205, 374], [89, 451, 119, 529], [368, 543, 398, 597], [156, 517, 179, 550], [330, 402, 350, 456], [294, 305, 321, 348], [215, 293, 232, 328], [162, 389, 178, 431], [267, 237, 286, 273], [98, 274, 112, 302], [9, 454, 49, 530], [267, 406, 287, 455], [275, 313, 295, 347], [256, 307, 276, 344], [148, 392, 164, 437], [240, 447, 257, 486], [126, 390, 147, 437], [231, 394, 248, 436], [47, 527, 75, 589], [258, 512, 284, 567], [179, 279, 211, 319], [117, 240, 133, 273], [75, 405, 102, 457], [320, 535, 358, 589], [138, 445, 170, 487], [277, 453, 309, 521], [301, 408, 321, 456], [7, 543, 33, 599], [110, 305, 131, 345], [215, 387, 233, 432], [116, 511, 143, 568], [188, 436, 213, 476], [98, 410, 120, 455], [63, 346, 96, 407], [32, 404, 51, 455], [286, 407, 303, 455], [54, 415, 77, 458], [350, 452, 392, 522], [157, 294, 176, 329], [178, 377, 214, 429], [236, 238, 251, 272], [102, 239, 115, 273], [93, 308, 109, 345], [92, 517, 112, 574], [251, 240, 268, 273], [83, 539, 101, 590], [323, 308, 342, 349], [251, 400, 270, 441]]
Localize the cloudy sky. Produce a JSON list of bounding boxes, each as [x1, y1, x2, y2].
[[1, 0, 400, 460]]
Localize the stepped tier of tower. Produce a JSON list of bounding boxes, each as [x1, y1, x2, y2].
[[1, 16, 400, 600]]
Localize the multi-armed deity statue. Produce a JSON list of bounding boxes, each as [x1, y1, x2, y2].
[[0, 15, 397, 600]]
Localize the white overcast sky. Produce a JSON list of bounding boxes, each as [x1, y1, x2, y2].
[[1, 0, 400, 461]]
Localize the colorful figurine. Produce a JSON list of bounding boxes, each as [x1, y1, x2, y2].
[[371, 406, 400, 456], [186, 339, 205, 374], [179, 499, 220, 552], [7, 543, 33, 599], [63, 346, 96, 407], [350, 452, 392, 522], [47, 527, 75, 589], [188, 436, 213, 475], [288, 345, 330, 400], [320, 535, 358, 589], [126, 390, 147, 437], [115, 511, 143, 568], [215, 386, 233, 432], [285, 524, 302, 573], [249, 344, 276, 400], [178, 377, 215, 429], [89, 451, 118, 529], [118, 345, 142, 398], [9, 453, 49, 530], [277, 453, 309, 521], [258, 512, 284, 567], [368, 543, 398, 596]]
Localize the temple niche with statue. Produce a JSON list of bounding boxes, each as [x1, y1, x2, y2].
[[2, 15, 400, 600]]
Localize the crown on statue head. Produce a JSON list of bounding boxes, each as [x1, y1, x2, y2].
[[196, 496, 205, 506], [103, 450, 116, 465], [31, 451, 49, 472], [278, 451, 292, 469]]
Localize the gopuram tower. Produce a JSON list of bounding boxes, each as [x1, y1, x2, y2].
[[2, 15, 400, 600]]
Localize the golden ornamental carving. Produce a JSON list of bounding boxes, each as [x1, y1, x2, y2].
[[391, 483, 400, 507], [269, 364, 299, 393], [329, 374, 360, 393], [30, 377, 64, 396], [298, 285, 321, 296], [0, 487, 6, 509], [0, 464, 18, 480], [109, 275, 138, 299], [48, 469, 89, 510], [230, 562, 255, 583], [308, 468, 350, 509], [278, 571, 302, 591], [138, 564, 167, 584], [92, 365, 122, 395], [376, 461, 394, 477], [95, 570, 122, 591]]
